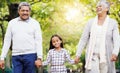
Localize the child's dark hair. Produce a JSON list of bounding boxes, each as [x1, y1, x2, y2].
[[49, 34, 64, 50]]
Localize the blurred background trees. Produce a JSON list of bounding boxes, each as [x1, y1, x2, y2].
[[0, 0, 120, 73]]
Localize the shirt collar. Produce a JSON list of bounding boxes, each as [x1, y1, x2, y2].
[[18, 17, 30, 22], [53, 48, 64, 52]]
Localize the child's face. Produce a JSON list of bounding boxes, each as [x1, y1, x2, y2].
[[52, 36, 62, 48]]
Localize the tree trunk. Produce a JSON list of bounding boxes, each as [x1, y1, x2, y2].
[[0, 23, 5, 42]]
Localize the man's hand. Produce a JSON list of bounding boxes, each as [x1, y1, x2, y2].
[[74, 56, 80, 64], [35, 59, 42, 68], [0, 60, 5, 69], [111, 54, 117, 61]]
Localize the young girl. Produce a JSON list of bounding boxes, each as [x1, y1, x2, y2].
[[43, 34, 75, 73]]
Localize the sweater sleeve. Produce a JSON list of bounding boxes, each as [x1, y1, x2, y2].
[[112, 20, 120, 56], [76, 19, 92, 57], [35, 21, 43, 59], [65, 50, 75, 64], [0, 22, 12, 60]]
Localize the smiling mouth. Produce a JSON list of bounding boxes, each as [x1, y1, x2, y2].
[[97, 9, 102, 12], [22, 14, 28, 16]]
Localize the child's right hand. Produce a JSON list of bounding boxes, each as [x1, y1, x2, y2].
[[35, 59, 42, 68], [0, 60, 5, 69]]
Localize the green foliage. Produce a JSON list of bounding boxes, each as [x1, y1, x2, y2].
[[31, 1, 55, 31], [0, 0, 120, 72], [116, 54, 120, 69], [110, 0, 120, 25]]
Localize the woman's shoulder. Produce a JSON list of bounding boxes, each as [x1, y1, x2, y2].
[[109, 18, 118, 24], [85, 18, 94, 27], [108, 18, 118, 27]]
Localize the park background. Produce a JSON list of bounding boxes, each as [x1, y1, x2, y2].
[[0, 0, 120, 73]]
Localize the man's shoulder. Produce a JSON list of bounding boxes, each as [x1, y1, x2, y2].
[[29, 17, 39, 23], [9, 17, 19, 23], [8, 17, 19, 25]]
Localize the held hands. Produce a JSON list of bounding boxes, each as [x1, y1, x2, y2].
[[111, 54, 117, 61], [74, 56, 80, 64], [0, 60, 5, 69], [35, 59, 42, 68]]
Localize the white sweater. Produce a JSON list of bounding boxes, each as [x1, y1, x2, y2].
[[0, 17, 42, 60]]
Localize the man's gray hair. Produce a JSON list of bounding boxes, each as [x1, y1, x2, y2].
[[97, 1, 110, 14], [18, 2, 31, 11]]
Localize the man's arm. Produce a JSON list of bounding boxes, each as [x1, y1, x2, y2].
[[0, 21, 12, 69], [34, 21, 43, 68]]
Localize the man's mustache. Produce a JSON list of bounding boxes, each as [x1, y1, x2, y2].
[[22, 14, 28, 16]]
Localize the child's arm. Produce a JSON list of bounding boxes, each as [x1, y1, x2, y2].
[[65, 50, 75, 64], [42, 50, 51, 66]]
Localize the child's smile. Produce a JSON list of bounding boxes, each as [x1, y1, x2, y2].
[[52, 36, 62, 49]]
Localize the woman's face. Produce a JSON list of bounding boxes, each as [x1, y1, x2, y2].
[[96, 3, 108, 15], [52, 36, 62, 48]]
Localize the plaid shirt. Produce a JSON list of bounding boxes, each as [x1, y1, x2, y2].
[[43, 48, 74, 73]]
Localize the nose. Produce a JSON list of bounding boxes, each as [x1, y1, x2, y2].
[[23, 10, 29, 14], [24, 10, 28, 13]]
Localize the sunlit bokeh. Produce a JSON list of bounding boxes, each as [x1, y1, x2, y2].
[[52, 1, 88, 37], [64, 2, 85, 23], [65, 8, 80, 21]]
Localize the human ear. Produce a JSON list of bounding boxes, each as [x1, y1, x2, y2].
[[105, 7, 109, 12]]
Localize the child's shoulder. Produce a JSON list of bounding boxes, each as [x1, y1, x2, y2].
[[49, 49, 54, 52], [61, 48, 68, 52]]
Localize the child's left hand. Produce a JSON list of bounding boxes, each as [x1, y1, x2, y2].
[[111, 54, 117, 61], [35, 59, 42, 68]]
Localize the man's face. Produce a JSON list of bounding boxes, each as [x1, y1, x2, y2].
[[96, 3, 108, 15], [18, 6, 30, 20]]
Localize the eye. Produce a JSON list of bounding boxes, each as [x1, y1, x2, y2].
[[20, 9, 29, 12], [52, 40, 55, 43], [21, 10, 25, 12], [26, 10, 29, 12], [96, 5, 102, 8], [99, 5, 102, 7]]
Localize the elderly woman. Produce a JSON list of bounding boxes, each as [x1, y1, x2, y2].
[[75, 1, 119, 73]]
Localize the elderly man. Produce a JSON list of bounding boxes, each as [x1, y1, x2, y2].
[[75, 1, 119, 73], [0, 2, 42, 73]]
